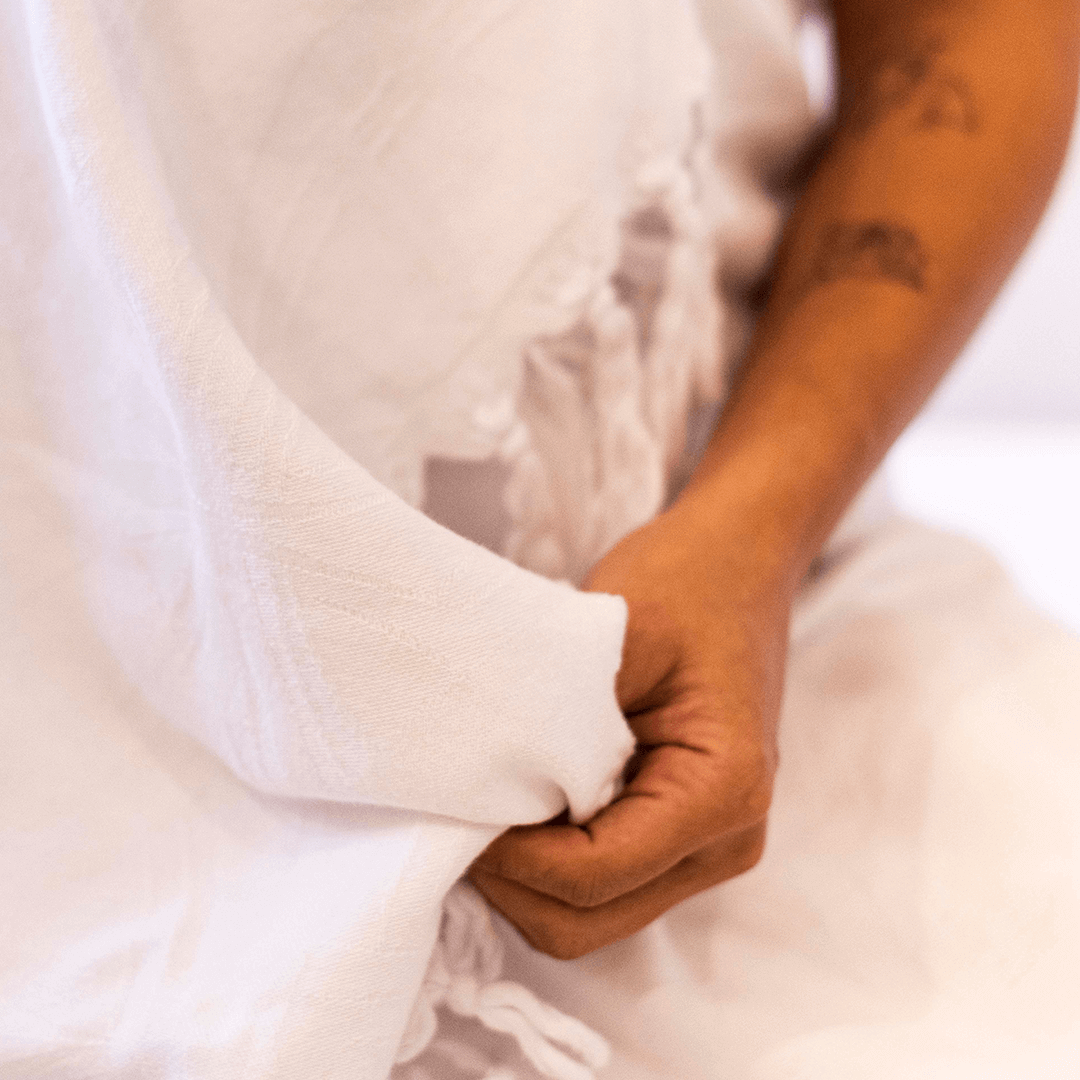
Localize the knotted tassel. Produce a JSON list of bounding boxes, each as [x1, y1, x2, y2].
[[396, 883, 611, 1080]]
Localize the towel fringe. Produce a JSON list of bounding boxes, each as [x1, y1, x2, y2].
[[395, 883, 610, 1080], [501, 144, 722, 586], [396, 131, 721, 1080]]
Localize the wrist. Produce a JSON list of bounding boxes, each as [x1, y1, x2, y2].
[[672, 356, 879, 593]]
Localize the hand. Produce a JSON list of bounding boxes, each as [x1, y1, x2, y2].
[[468, 493, 793, 959]]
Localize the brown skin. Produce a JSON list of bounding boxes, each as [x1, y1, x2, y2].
[[469, 0, 1080, 960]]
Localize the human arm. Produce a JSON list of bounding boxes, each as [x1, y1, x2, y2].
[[469, 0, 1080, 957]]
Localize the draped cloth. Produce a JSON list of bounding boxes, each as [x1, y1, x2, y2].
[[4, 0, 1080, 1077], [2, 0, 795, 1073]]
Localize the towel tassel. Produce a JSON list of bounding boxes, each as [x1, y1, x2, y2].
[[395, 883, 611, 1080]]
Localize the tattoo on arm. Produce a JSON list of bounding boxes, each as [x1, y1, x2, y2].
[[810, 220, 928, 292], [847, 38, 980, 136]]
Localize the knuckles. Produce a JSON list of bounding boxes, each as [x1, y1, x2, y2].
[[696, 821, 768, 883], [729, 823, 768, 876], [508, 825, 771, 962], [472, 734, 777, 961], [719, 739, 776, 831]]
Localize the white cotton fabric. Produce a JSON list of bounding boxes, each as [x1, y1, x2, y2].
[[5, 0, 1080, 1077], [1, 0, 671, 1074], [3, 0, 788, 1073]]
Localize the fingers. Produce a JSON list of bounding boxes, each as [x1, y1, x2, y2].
[[473, 737, 773, 909], [469, 824, 767, 960], [474, 747, 708, 908]]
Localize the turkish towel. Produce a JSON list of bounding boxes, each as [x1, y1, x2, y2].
[[0, 0, 644, 1075]]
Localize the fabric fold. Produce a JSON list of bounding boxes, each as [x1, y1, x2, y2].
[[2, 0, 644, 1075], [23, 0, 635, 826]]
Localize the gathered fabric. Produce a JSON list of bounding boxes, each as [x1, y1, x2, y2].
[[10, 0, 1078, 1077], [0, 0, 817, 1075]]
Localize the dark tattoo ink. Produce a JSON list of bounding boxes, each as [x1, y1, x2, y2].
[[847, 38, 979, 136], [812, 221, 928, 292], [917, 72, 979, 133]]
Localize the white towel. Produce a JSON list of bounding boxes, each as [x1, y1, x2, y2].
[[0, 0, 657, 1074]]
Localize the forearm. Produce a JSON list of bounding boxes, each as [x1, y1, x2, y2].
[[679, 0, 1079, 592], [474, 3, 1079, 954]]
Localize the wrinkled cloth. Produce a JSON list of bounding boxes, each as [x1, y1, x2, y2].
[[1, 0, 669, 1074], [2, 0, 818, 1074], [7, 0, 1080, 1076]]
